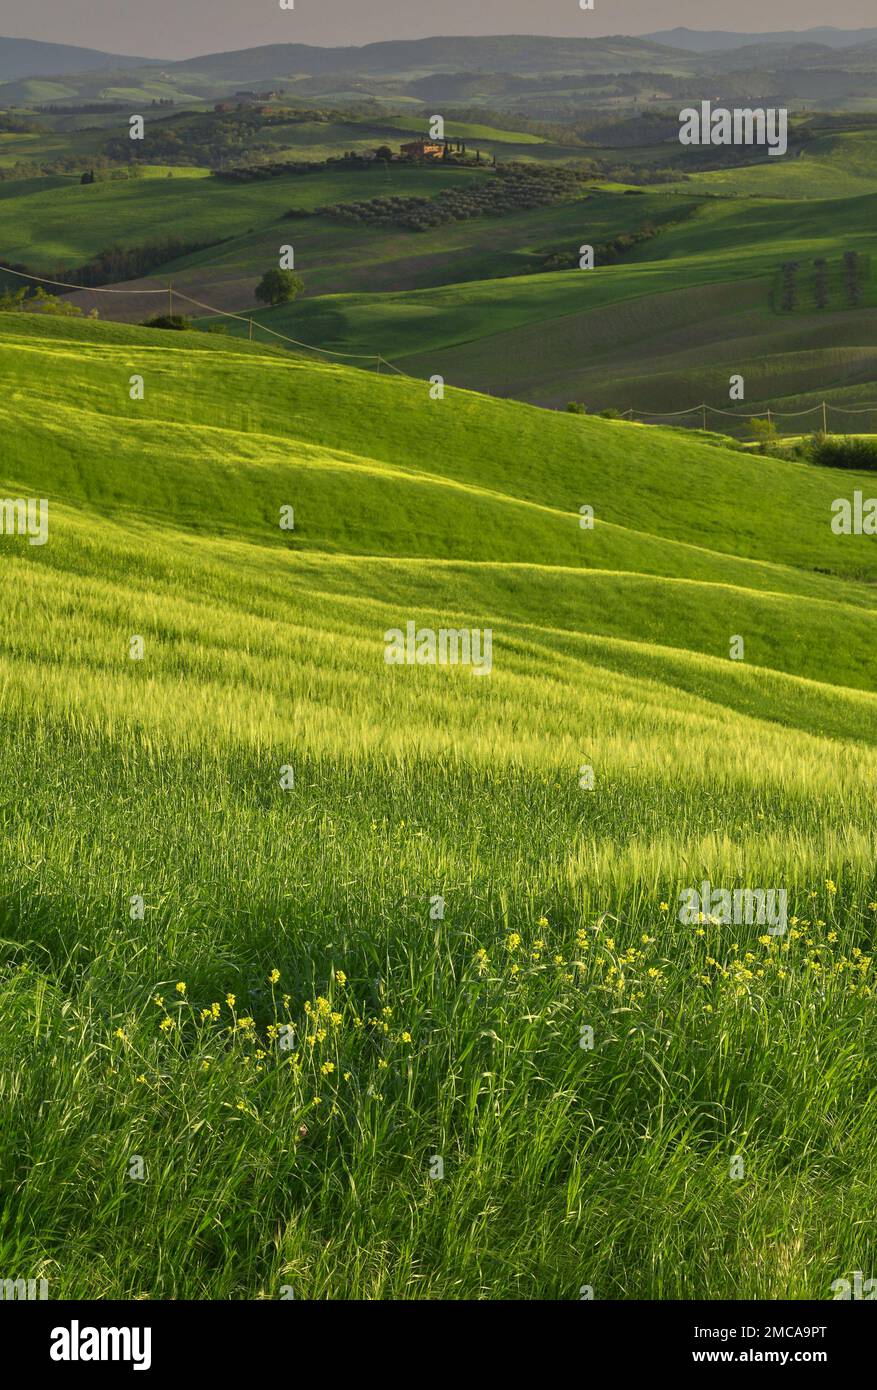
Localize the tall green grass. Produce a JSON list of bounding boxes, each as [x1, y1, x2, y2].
[[0, 315, 875, 1298]]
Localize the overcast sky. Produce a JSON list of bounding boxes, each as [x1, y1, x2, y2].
[[1, 1, 876, 60]]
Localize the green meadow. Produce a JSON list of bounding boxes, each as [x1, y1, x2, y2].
[[680, 127, 877, 200], [0, 163, 489, 269], [235, 176, 877, 423], [1, 312, 875, 1298], [7, 108, 877, 429]]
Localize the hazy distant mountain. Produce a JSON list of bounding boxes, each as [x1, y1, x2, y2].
[[3, 30, 877, 113], [0, 36, 159, 81], [0, 33, 700, 108], [710, 40, 877, 72], [645, 26, 877, 53], [173, 34, 687, 80], [3, 30, 877, 90]]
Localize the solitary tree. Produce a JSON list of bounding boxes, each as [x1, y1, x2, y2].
[[254, 269, 304, 307], [749, 416, 778, 452]]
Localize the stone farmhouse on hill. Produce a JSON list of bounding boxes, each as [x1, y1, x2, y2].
[[399, 140, 444, 159]]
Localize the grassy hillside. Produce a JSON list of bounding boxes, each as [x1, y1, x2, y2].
[[681, 127, 877, 198], [151, 186, 691, 308], [1, 312, 876, 1298], [8, 115, 877, 428], [0, 163, 489, 269], [219, 182, 877, 423]]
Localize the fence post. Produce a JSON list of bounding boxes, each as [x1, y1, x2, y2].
[[822, 400, 828, 434], [701, 404, 707, 432]]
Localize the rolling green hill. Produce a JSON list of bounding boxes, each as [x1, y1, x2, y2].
[[215, 180, 877, 425], [1, 311, 876, 1298], [0, 163, 489, 270], [7, 115, 877, 431], [680, 127, 877, 198]]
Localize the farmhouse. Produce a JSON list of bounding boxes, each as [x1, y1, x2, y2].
[[400, 139, 444, 160]]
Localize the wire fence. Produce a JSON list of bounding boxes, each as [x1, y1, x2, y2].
[[0, 262, 403, 374], [2, 262, 877, 427], [621, 402, 877, 439]]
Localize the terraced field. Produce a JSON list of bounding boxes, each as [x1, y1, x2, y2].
[[1, 312, 875, 1298]]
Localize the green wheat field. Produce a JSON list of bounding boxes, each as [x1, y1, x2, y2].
[[1, 310, 875, 1299]]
